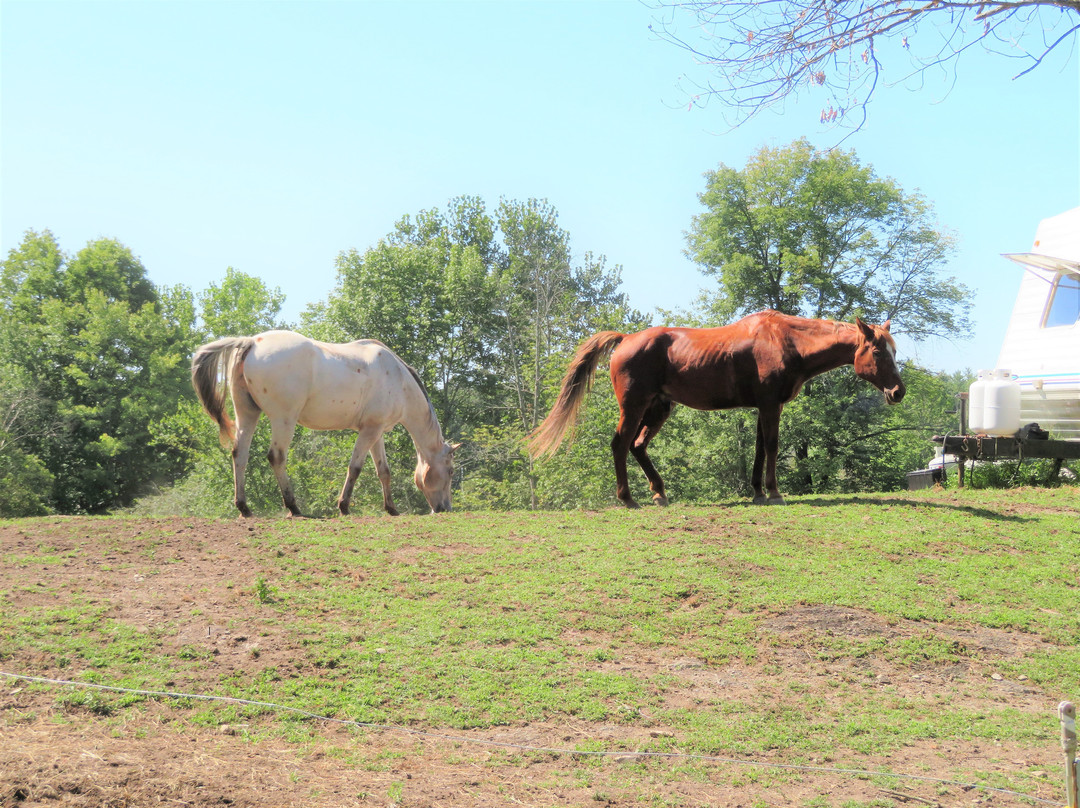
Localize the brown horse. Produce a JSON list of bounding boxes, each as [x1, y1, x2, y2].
[[528, 310, 905, 507]]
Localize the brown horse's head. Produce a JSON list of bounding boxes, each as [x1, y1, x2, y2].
[[853, 318, 905, 404]]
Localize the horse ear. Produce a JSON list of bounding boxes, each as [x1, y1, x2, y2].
[[449, 442, 462, 453], [882, 319, 892, 333], [855, 317, 874, 340]]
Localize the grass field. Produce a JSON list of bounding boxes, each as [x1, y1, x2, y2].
[[2, 486, 1079, 807]]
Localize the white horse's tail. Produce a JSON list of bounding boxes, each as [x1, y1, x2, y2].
[[191, 336, 254, 447]]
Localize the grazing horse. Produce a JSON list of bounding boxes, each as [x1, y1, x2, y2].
[[528, 310, 905, 507], [191, 330, 458, 517]]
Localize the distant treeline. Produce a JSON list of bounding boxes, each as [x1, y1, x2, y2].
[[1, 143, 988, 517]]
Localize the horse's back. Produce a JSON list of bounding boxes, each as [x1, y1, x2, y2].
[[608, 328, 733, 409], [240, 331, 411, 431], [609, 315, 798, 410], [244, 331, 395, 375]]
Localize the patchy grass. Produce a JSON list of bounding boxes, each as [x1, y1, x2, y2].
[[1, 487, 1078, 806]]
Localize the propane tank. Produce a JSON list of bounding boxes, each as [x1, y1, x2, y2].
[[983, 369, 1021, 437], [968, 369, 990, 433]]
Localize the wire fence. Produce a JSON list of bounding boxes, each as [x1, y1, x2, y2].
[[1, 670, 1067, 806]]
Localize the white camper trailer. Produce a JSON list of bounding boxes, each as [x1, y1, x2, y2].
[[996, 207, 1080, 439], [919, 207, 1080, 489]]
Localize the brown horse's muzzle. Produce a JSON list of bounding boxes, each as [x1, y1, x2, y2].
[[884, 384, 905, 405]]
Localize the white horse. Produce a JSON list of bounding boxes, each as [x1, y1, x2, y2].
[[191, 330, 458, 517]]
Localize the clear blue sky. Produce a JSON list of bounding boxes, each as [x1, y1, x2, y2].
[[3, 0, 1078, 373]]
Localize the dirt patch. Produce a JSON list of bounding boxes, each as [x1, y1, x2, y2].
[[0, 517, 1067, 807], [755, 604, 1053, 716], [762, 603, 1055, 659]]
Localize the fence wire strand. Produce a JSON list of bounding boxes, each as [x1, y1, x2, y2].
[[0, 670, 1063, 806]]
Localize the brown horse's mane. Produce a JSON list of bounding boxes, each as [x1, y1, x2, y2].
[[757, 309, 849, 331], [754, 310, 896, 349]]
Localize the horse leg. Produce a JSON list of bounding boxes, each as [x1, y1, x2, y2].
[[754, 407, 786, 506], [337, 428, 379, 516], [629, 397, 674, 505], [751, 414, 766, 503], [611, 399, 649, 508], [267, 417, 301, 517], [369, 436, 400, 516], [231, 391, 262, 518]]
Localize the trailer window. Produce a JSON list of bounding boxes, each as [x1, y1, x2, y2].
[[1044, 272, 1080, 328]]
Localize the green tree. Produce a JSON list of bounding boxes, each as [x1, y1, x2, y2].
[[0, 362, 55, 516], [305, 196, 504, 440], [687, 138, 971, 336], [0, 232, 192, 512], [773, 364, 968, 495], [491, 198, 646, 509], [197, 267, 286, 337]]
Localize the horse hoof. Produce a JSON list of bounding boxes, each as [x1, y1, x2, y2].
[[752, 495, 786, 506], [385, 507, 400, 517], [620, 499, 640, 509], [652, 495, 669, 507]]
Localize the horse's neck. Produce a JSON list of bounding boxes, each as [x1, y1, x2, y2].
[[399, 379, 444, 459], [795, 323, 859, 378]]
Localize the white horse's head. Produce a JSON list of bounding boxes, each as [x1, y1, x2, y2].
[[415, 442, 459, 513]]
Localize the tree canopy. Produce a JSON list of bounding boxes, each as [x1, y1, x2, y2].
[[197, 267, 286, 338], [0, 231, 193, 512], [687, 139, 972, 340]]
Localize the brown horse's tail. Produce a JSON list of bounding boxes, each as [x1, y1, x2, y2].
[[190, 336, 254, 448], [528, 331, 626, 458]]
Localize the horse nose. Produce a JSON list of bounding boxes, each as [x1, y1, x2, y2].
[[432, 502, 450, 514], [886, 384, 905, 404]]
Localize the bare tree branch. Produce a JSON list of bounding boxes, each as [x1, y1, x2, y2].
[[649, 0, 1079, 130], [0, 383, 57, 458]]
